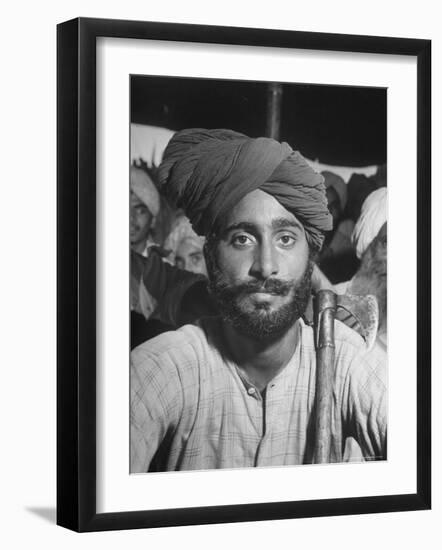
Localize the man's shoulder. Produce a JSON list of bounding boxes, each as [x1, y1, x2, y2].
[[132, 324, 201, 361], [333, 319, 387, 384], [131, 316, 221, 367], [298, 317, 366, 351], [334, 318, 367, 351]]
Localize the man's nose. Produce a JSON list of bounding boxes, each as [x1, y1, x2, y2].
[[250, 241, 278, 280]]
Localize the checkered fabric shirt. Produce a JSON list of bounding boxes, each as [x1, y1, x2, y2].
[[130, 317, 387, 472]]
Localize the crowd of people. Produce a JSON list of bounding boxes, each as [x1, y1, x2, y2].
[[129, 125, 387, 471], [130, 161, 211, 348]]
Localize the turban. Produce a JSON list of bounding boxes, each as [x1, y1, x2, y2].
[[130, 166, 160, 218], [322, 170, 347, 211], [158, 129, 332, 250], [352, 187, 387, 259], [164, 214, 205, 262]]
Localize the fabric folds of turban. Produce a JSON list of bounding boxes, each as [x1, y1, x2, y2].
[[158, 129, 332, 250]]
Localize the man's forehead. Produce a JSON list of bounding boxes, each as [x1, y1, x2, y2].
[[221, 189, 304, 230]]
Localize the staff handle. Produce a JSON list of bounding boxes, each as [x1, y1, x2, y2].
[[313, 290, 337, 464]]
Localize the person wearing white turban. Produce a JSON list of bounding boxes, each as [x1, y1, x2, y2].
[[334, 187, 388, 353], [163, 214, 207, 276], [130, 124, 175, 168], [352, 187, 387, 260]]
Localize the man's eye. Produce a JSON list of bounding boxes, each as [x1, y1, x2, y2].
[[278, 234, 296, 247], [232, 234, 253, 247]]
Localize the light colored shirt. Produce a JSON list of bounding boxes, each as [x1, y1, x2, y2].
[[130, 317, 387, 472]]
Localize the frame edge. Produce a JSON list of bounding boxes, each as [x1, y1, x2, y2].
[[56, 17, 80, 532], [56, 17, 432, 532]]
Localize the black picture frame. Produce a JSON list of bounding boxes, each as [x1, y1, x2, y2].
[[57, 17, 431, 532]]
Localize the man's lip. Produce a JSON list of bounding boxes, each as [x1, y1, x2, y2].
[[248, 290, 279, 298], [249, 287, 283, 294]]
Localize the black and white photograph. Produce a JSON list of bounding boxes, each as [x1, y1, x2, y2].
[[0, 0, 436, 545], [129, 76, 388, 473], [53, 14, 430, 534]]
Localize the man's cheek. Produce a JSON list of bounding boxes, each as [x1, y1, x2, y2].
[[222, 259, 252, 282]]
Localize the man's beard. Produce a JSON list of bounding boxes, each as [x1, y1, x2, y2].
[[207, 261, 313, 341]]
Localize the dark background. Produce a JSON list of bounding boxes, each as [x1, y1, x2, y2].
[[131, 75, 386, 167]]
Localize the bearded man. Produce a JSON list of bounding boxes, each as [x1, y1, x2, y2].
[[130, 129, 387, 473]]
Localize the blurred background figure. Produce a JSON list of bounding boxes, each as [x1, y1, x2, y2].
[[129, 162, 210, 349], [351, 186, 387, 263], [130, 164, 176, 347], [323, 170, 347, 227], [164, 215, 207, 276], [131, 124, 177, 249], [345, 163, 387, 226], [130, 165, 161, 256], [131, 160, 177, 250], [317, 186, 387, 463], [319, 170, 358, 283], [335, 187, 388, 351], [128, 124, 213, 349]]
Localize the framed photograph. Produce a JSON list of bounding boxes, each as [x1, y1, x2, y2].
[[57, 17, 431, 532]]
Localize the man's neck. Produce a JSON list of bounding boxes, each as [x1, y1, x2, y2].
[[222, 322, 300, 392]]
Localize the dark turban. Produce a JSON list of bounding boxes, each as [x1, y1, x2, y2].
[[158, 129, 332, 250]]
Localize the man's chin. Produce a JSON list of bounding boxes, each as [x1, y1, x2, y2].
[[221, 298, 301, 340], [227, 313, 295, 341]]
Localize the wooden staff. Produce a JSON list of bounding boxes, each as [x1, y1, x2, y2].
[[313, 289, 337, 464]]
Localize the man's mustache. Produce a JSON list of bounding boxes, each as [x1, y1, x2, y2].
[[216, 278, 293, 298]]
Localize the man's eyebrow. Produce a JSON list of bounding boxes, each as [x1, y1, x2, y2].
[[271, 217, 304, 232], [222, 218, 303, 235], [223, 222, 257, 234]]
